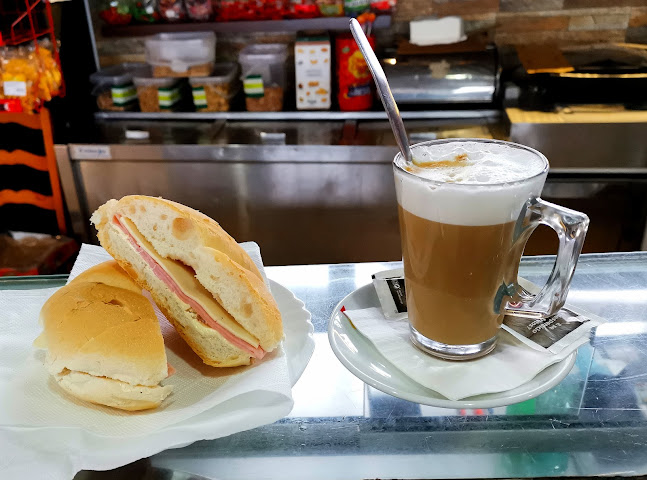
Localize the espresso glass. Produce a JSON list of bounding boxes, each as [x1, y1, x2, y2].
[[393, 139, 589, 360]]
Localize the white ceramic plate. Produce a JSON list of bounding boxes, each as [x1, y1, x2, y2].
[[270, 280, 315, 386], [328, 283, 576, 409], [0, 278, 315, 478]]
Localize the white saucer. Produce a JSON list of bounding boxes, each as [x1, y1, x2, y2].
[[328, 283, 576, 409]]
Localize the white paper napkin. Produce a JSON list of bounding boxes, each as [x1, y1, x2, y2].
[[344, 307, 578, 401], [0, 243, 309, 479]]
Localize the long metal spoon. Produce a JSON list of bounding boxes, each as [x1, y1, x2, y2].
[[349, 18, 412, 164]]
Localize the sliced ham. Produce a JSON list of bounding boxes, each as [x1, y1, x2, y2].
[[113, 215, 265, 359]]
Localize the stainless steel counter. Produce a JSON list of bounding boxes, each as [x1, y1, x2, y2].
[[7, 252, 638, 478], [56, 114, 647, 263]]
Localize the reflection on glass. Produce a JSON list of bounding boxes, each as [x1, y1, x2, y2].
[[289, 333, 365, 418]]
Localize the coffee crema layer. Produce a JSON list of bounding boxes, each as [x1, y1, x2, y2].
[[394, 141, 548, 226]]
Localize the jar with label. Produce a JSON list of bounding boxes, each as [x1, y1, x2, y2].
[[145, 32, 216, 77], [189, 63, 239, 112], [90, 63, 148, 112], [336, 33, 374, 111], [133, 73, 185, 112], [239, 43, 288, 112]]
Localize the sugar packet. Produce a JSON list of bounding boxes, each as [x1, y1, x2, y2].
[[372, 269, 408, 321], [372, 268, 604, 354]]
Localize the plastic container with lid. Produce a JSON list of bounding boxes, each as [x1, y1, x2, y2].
[[188, 62, 239, 112], [133, 72, 185, 112], [239, 43, 288, 111], [145, 32, 216, 78], [89, 62, 149, 111]]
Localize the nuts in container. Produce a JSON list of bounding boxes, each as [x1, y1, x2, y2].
[[189, 62, 239, 112], [145, 32, 216, 78], [239, 43, 287, 112], [152, 63, 213, 78], [245, 86, 283, 112], [90, 63, 148, 112], [133, 73, 184, 112]]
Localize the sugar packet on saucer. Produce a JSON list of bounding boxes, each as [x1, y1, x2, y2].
[[372, 268, 604, 355], [372, 269, 407, 321], [503, 277, 604, 354]]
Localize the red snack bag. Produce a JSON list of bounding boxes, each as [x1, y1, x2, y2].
[[370, 0, 395, 14], [286, 0, 319, 18], [336, 33, 374, 111], [262, 0, 286, 19]]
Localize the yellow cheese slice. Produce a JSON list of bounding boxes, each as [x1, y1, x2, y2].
[[121, 217, 260, 347]]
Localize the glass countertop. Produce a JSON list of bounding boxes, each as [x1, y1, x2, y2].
[[5, 252, 647, 480]]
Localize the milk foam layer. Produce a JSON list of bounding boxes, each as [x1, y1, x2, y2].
[[394, 141, 548, 226]]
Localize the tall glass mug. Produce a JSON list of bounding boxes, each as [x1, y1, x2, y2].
[[394, 139, 589, 360]]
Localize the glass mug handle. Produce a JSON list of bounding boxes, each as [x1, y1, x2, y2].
[[504, 197, 590, 319]]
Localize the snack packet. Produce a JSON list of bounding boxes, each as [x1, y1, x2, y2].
[[503, 277, 605, 354], [372, 268, 407, 320]]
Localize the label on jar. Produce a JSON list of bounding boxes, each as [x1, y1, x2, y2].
[[4, 81, 27, 97], [111, 83, 137, 106], [158, 85, 181, 109], [192, 86, 208, 109], [244, 74, 265, 98]]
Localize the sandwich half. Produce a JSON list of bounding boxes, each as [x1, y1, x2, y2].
[[91, 195, 283, 368], [35, 261, 172, 411]]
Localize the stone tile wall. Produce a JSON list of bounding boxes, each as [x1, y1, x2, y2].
[[394, 0, 647, 45], [94, 0, 647, 66]]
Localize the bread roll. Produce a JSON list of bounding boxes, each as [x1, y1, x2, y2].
[[91, 196, 283, 367], [36, 261, 172, 411]]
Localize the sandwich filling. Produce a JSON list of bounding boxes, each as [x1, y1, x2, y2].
[[56, 368, 168, 390], [113, 214, 265, 359]]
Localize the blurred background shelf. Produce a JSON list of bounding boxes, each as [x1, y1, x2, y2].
[[101, 15, 391, 37]]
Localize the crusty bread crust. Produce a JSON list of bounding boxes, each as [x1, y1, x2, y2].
[[72, 260, 142, 294], [40, 261, 169, 386], [91, 195, 283, 361], [37, 260, 172, 411]]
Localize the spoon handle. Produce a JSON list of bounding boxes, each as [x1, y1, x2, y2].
[[349, 18, 412, 164]]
